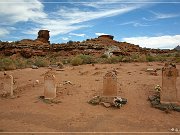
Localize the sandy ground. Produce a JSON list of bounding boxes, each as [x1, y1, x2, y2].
[[0, 62, 179, 135]]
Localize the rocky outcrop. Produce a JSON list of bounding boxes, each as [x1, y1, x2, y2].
[[0, 33, 175, 58], [174, 45, 180, 51], [35, 30, 50, 44], [98, 35, 114, 40]]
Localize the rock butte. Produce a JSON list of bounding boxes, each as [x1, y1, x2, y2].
[[0, 29, 176, 58]]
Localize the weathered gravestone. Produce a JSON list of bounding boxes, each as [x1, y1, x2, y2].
[[44, 74, 56, 99], [161, 63, 178, 104], [3, 75, 13, 96], [102, 71, 117, 97]]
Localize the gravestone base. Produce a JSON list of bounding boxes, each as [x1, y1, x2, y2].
[[100, 96, 115, 104]]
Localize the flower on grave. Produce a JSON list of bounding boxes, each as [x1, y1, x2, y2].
[[155, 85, 161, 92]]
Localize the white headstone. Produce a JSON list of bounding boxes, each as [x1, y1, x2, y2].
[[44, 74, 56, 99], [3, 75, 13, 96], [161, 64, 178, 104]]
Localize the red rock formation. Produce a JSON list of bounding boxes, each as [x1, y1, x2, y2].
[[35, 30, 50, 44], [98, 35, 114, 40]]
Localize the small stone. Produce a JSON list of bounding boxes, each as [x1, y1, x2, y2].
[[32, 65, 38, 69], [148, 95, 157, 101], [146, 68, 154, 72], [88, 96, 100, 105], [175, 128, 179, 132], [151, 100, 160, 106], [100, 102, 111, 108]]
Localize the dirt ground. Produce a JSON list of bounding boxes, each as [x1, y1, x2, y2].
[[0, 62, 179, 135]]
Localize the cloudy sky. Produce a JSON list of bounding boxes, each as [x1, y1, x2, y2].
[[0, 0, 180, 49]]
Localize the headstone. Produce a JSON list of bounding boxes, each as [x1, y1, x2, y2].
[[3, 75, 13, 96], [161, 63, 178, 104], [102, 71, 117, 97], [44, 74, 56, 99]]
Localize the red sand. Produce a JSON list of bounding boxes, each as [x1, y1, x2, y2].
[[0, 62, 179, 134]]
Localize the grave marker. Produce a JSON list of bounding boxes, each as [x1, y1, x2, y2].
[[102, 71, 117, 97], [161, 64, 178, 104], [44, 74, 56, 99], [3, 75, 13, 96]]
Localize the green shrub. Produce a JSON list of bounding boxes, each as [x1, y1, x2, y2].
[[95, 57, 108, 64], [107, 56, 123, 64], [146, 55, 155, 62], [174, 52, 180, 57], [101, 54, 108, 58], [71, 56, 83, 66], [0, 58, 16, 70], [78, 54, 95, 64], [137, 55, 146, 62], [155, 55, 167, 62], [131, 54, 139, 60], [33, 57, 50, 67], [122, 56, 132, 62]]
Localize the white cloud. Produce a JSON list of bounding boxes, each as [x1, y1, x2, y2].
[[143, 11, 180, 21], [0, 0, 46, 25], [0, 28, 10, 37], [0, 0, 148, 38], [119, 21, 150, 27], [25, 1, 144, 36], [122, 35, 180, 49], [62, 37, 69, 41], [0, 27, 16, 37], [69, 33, 86, 37], [0, 0, 46, 37], [151, 11, 179, 19], [95, 32, 108, 36], [56, 6, 140, 24]]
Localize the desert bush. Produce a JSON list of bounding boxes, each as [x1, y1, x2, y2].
[[95, 57, 108, 64], [101, 54, 108, 58], [33, 57, 50, 67], [137, 55, 146, 62], [122, 56, 132, 62], [131, 53, 139, 60], [0, 57, 16, 70], [78, 54, 95, 64], [174, 52, 180, 57], [107, 56, 123, 63], [146, 55, 155, 62], [14, 58, 27, 69], [175, 57, 180, 63], [71, 56, 83, 66], [155, 55, 167, 62]]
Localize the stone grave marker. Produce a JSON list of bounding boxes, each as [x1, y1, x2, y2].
[[3, 75, 13, 96], [161, 64, 178, 104], [44, 74, 56, 99], [102, 71, 117, 97]]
